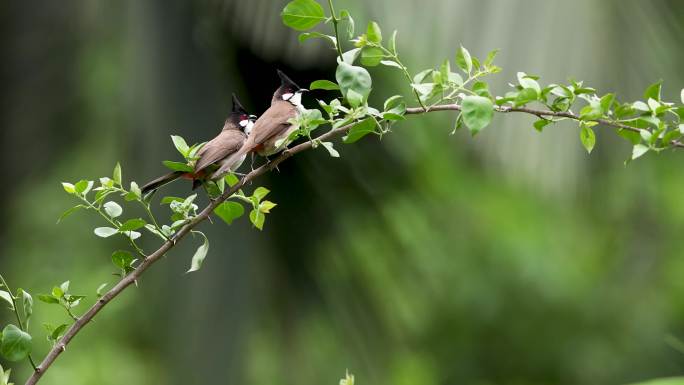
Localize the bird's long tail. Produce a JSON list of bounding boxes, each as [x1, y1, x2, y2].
[[141, 171, 184, 195]]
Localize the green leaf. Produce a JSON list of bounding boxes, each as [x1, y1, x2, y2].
[[20, 290, 32, 326], [111, 250, 134, 269], [320, 141, 340, 157], [0, 362, 11, 385], [643, 80, 662, 101], [224, 174, 240, 187], [74, 180, 93, 195], [0, 291, 13, 310], [161, 196, 185, 205], [533, 120, 551, 132], [680, 89, 684, 104], [632, 144, 649, 160], [214, 201, 245, 225], [517, 72, 541, 94], [113, 163, 122, 186], [171, 135, 190, 156], [96, 283, 108, 297], [514, 88, 538, 106], [366, 21, 382, 43], [342, 48, 361, 64], [380, 60, 402, 69], [60, 281, 70, 294], [94, 227, 118, 238], [343, 118, 377, 143], [187, 232, 209, 273], [298, 32, 336, 46], [483, 49, 499, 67], [0, 324, 31, 362], [50, 324, 67, 342], [103, 201, 123, 218], [360, 47, 384, 67], [384, 95, 404, 111], [472, 81, 491, 98], [580, 124, 596, 154], [336, 61, 372, 105], [310, 80, 340, 91], [62, 182, 76, 194], [162, 161, 193, 172], [600, 93, 615, 113], [37, 294, 59, 304], [339, 9, 354, 39], [125, 182, 142, 201], [119, 218, 146, 231], [281, 0, 325, 31], [388, 30, 398, 54], [461, 96, 494, 136], [249, 209, 265, 230], [259, 201, 278, 213], [455, 46, 472, 74], [253, 187, 270, 201]]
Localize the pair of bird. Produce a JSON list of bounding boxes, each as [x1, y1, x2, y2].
[[141, 70, 306, 194]]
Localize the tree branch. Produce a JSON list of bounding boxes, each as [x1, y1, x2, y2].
[[24, 101, 681, 384]]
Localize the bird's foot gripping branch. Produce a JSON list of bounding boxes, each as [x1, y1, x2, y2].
[[0, 0, 683, 384]]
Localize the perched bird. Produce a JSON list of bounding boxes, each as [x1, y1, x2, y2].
[[141, 94, 256, 194], [215, 70, 306, 177]]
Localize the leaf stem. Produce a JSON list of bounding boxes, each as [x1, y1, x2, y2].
[[327, 0, 344, 61]]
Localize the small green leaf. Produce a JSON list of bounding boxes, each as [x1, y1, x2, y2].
[[534, 120, 551, 132], [111, 250, 134, 269], [336, 61, 372, 105], [339, 9, 354, 39], [380, 60, 402, 69], [113, 163, 122, 186], [632, 144, 649, 160], [320, 141, 339, 157], [249, 209, 265, 230], [388, 30, 398, 54], [103, 201, 123, 218], [171, 135, 190, 157], [37, 294, 59, 304], [119, 218, 146, 231], [517, 72, 541, 94], [224, 174, 240, 187], [342, 48, 361, 64], [600, 93, 615, 113], [483, 49, 499, 67], [514, 88, 538, 106], [50, 324, 67, 342], [62, 182, 76, 194], [455, 46, 472, 74], [298, 32, 336, 46], [461, 95, 494, 136], [214, 202, 245, 225], [187, 232, 209, 273], [281, 0, 325, 31], [580, 124, 596, 154], [310, 80, 340, 91], [74, 180, 93, 195], [57, 205, 86, 224], [125, 182, 142, 201], [643, 80, 662, 101], [343, 118, 377, 144], [161, 196, 185, 205], [0, 324, 32, 362], [96, 283, 108, 297], [20, 290, 32, 326], [259, 201, 278, 213], [360, 47, 384, 67], [366, 21, 382, 43], [94, 227, 118, 238], [162, 161, 193, 172], [0, 291, 13, 310], [253, 187, 270, 201]]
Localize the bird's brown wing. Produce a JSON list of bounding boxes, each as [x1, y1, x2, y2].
[[243, 100, 296, 151], [194, 130, 246, 173]]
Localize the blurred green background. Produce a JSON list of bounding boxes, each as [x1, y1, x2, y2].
[[2, 0, 684, 384]]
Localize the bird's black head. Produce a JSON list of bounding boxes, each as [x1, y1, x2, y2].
[[225, 94, 256, 133], [274, 69, 307, 106]]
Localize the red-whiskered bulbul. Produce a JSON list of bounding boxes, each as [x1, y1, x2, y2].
[[216, 70, 306, 177], [141, 94, 256, 194]]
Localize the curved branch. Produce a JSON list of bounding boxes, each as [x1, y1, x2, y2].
[[24, 101, 681, 384]]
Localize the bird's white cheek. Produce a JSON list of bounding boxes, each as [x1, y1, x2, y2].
[[289, 92, 302, 106], [244, 121, 254, 135], [281, 93, 293, 100], [239, 119, 248, 127]]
